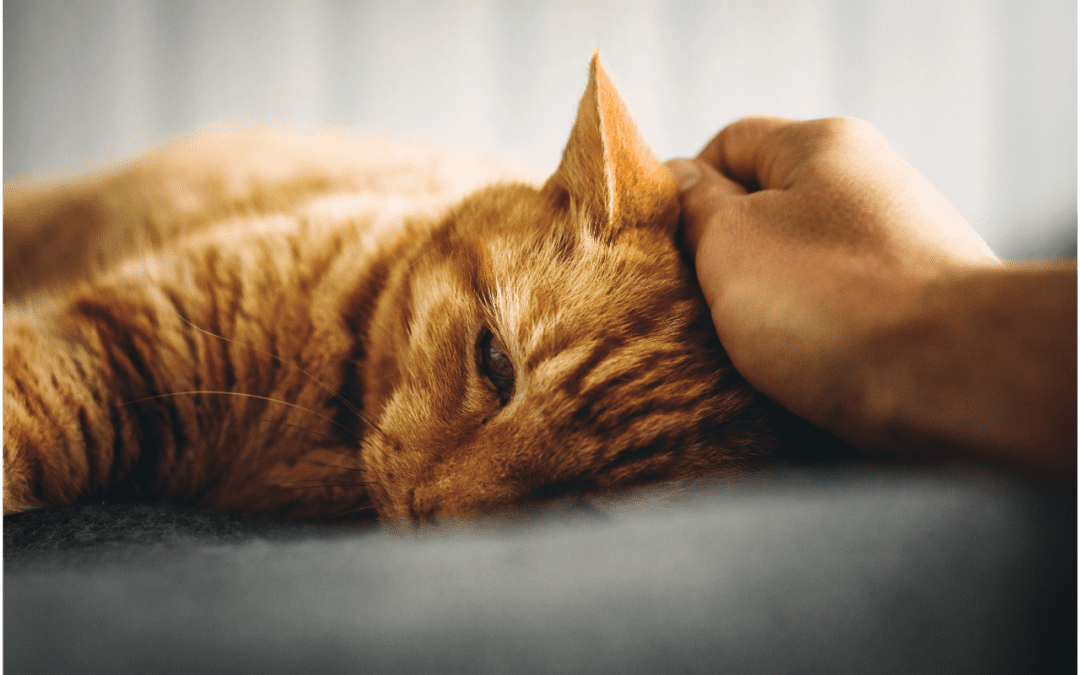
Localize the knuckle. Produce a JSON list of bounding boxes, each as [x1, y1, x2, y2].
[[807, 116, 881, 143], [678, 179, 716, 217]]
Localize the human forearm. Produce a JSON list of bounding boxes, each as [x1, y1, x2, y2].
[[850, 264, 1076, 481]]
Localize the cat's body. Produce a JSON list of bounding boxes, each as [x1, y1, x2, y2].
[[4, 56, 837, 523]]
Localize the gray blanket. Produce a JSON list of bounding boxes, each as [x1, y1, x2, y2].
[[4, 465, 1074, 674]]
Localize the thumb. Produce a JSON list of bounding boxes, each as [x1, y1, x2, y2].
[[664, 158, 747, 253]]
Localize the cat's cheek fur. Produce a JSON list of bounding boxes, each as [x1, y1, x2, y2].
[[358, 265, 493, 520], [360, 388, 500, 521]]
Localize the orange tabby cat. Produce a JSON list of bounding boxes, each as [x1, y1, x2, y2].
[[4, 55, 837, 523]]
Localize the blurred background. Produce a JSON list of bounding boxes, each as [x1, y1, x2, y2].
[[4, 0, 1076, 258]]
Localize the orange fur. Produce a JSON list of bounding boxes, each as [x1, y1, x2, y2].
[[3, 55, 839, 523]]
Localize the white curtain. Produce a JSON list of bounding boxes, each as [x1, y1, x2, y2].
[[4, 0, 1076, 257]]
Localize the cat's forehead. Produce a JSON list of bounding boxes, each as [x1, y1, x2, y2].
[[491, 204, 700, 357], [425, 183, 700, 347]]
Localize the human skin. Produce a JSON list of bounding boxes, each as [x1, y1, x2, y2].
[[666, 116, 1076, 483]]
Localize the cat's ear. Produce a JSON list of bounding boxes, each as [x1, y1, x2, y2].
[[542, 52, 679, 241]]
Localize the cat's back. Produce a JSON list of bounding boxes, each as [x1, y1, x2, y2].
[[3, 129, 538, 301]]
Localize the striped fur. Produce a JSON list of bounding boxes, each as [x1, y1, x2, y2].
[[4, 56, 834, 523]]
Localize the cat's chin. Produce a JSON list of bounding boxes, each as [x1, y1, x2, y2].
[[371, 475, 745, 531], [373, 494, 610, 536]]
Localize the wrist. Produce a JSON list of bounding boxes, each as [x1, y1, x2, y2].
[[840, 270, 944, 455], [841, 263, 1077, 481], [798, 264, 933, 453]]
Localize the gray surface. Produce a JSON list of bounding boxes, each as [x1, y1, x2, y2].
[[4, 466, 1074, 674]]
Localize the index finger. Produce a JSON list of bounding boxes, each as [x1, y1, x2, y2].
[[697, 116, 798, 191]]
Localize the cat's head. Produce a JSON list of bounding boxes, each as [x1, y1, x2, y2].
[[359, 55, 791, 522]]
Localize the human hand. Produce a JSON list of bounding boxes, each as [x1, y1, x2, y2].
[[666, 117, 1001, 451]]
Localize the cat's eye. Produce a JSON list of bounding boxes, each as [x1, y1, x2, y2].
[[478, 329, 515, 404]]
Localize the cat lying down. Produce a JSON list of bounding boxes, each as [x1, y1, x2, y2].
[[3, 55, 846, 523]]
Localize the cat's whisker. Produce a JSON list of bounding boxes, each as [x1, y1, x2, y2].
[[336, 503, 377, 518], [168, 311, 395, 443], [278, 477, 375, 485], [277, 481, 376, 489], [311, 445, 374, 461], [124, 390, 365, 443], [297, 458, 366, 473], [257, 419, 339, 444]]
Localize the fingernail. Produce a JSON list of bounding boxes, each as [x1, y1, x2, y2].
[[665, 158, 702, 192]]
